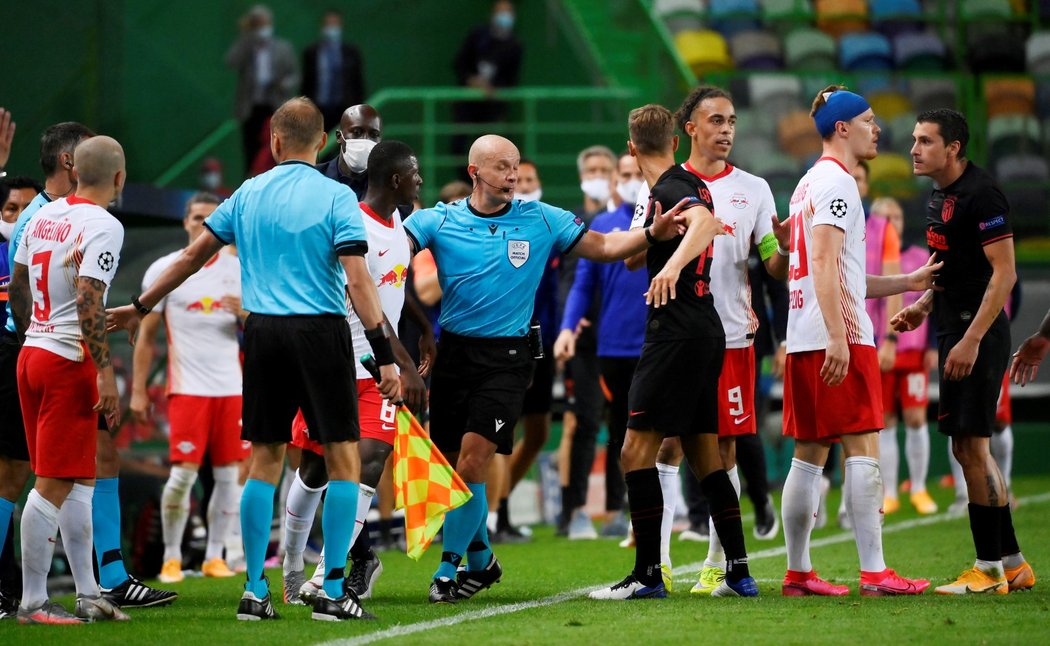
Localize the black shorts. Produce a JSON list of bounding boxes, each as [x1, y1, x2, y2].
[[937, 320, 1010, 438], [521, 348, 553, 415], [429, 332, 533, 455], [0, 333, 28, 461], [627, 337, 724, 436], [243, 314, 358, 445]]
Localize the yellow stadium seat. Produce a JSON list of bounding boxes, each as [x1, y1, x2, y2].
[[675, 29, 734, 76], [868, 153, 916, 198], [868, 91, 913, 121]]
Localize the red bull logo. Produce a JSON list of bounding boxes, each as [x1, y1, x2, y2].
[[376, 264, 408, 289], [185, 296, 224, 313], [722, 221, 736, 237]]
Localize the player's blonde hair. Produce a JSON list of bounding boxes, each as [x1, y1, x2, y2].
[[628, 104, 675, 156]]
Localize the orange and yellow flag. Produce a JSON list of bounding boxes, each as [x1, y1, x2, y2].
[[393, 408, 472, 560]]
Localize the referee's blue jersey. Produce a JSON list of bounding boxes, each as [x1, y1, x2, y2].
[[204, 160, 367, 316], [5, 191, 51, 334], [404, 198, 586, 338]]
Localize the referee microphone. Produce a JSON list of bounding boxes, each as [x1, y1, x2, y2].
[[361, 354, 405, 406], [475, 172, 512, 194]]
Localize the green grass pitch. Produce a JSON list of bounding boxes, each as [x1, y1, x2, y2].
[[3, 476, 1048, 645]]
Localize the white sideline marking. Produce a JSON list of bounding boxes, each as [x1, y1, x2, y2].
[[318, 492, 1050, 646]]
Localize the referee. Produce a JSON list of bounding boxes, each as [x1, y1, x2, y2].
[[408, 134, 684, 604], [108, 97, 400, 622], [892, 108, 1033, 594]]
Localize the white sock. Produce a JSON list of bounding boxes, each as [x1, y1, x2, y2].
[[161, 465, 197, 563], [845, 456, 887, 573], [277, 465, 295, 556], [655, 462, 679, 569], [905, 424, 930, 493], [487, 510, 498, 534], [782, 458, 822, 573], [976, 558, 1004, 576], [20, 490, 60, 609], [879, 427, 899, 499], [948, 440, 968, 502], [58, 483, 100, 597], [226, 501, 244, 564], [350, 485, 376, 550], [705, 466, 741, 569], [283, 470, 326, 574], [310, 548, 325, 582], [991, 425, 1014, 489], [1003, 552, 1025, 569], [206, 465, 240, 561]]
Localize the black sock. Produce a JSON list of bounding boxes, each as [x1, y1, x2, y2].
[[349, 519, 372, 559], [625, 468, 663, 587], [1000, 505, 1021, 557], [559, 487, 572, 528], [968, 503, 1002, 562], [701, 470, 750, 582], [497, 497, 510, 531]]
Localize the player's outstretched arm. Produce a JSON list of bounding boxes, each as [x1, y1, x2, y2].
[[866, 253, 942, 298], [646, 206, 725, 308], [402, 291, 436, 377], [342, 254, 401, 403], [78, 276, 120, 429], [130, 312, 162, 424], [574, 197, 693, 263], [890, 289, 934, 332], [1011, 308, 1050, 386], [8, 262, 31, 344], [811, 224, 849, 386]]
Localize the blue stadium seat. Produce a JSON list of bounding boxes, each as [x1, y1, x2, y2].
[[869, 0, 923, 35], [893, 31, 948, 70], [709, 0, 762, 38], [730, 29, 784, 69], [839, 32, 894, 70]]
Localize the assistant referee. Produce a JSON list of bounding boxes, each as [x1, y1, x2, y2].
[[407, 134, 685, 604], [108, 97, 400, 622]]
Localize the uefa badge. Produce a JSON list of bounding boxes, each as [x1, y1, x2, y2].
[[508, 239, 530, 268]]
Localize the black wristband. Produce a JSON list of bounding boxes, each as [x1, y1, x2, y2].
[[364, 325, 395, 366], [884, 333, 898, 342], [131, 295, 151, 316], [644, 226, 657, 245]]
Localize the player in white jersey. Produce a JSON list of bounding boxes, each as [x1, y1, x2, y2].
[[131, 192, 248, 584], [780, 87, 938, 597], [9, 136, 129, 623], [284, 141, 429, 604]]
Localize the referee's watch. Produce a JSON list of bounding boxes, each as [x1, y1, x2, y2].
[[131, 295, 151, 316], [644, 226, 657, 245]]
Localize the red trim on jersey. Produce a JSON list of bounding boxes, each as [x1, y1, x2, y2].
[[837, 255, 863, 344], [981, 233, 1013, 246], [203, 253, 221, 268], [66, 195, 98, 206], [360, 202, 395, 229], [816, 156, 849, 174], [683, 160, 734, 182]]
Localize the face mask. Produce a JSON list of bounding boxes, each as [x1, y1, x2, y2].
[[256, 25, 273, 40], [342, 138, 376, 173], [580, 177, 611, 203], [323, 26, 341, 41], [201, 172, 222, 190], [493, 11, 515, 32], [616, 179, 643, 205], [515, 188, 542, 203], [0, 219, 14, 242]]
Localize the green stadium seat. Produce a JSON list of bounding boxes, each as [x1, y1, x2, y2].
[[1026, 32, 1050, 74], [760, 0, 814, 36], [731, 131, 779, 168], [984, 78, 1036, 118], [960, 0, 1013, 19], [887, 112, 918, 152], [674, 29, 734, 75], [783, 27, 837, 70], [735, 107, 778, 137], [743, 150, 801, 183], [987, 114, 1042, 161], [749, 73, 804, 118]]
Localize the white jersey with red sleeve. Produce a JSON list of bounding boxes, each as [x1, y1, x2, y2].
[[785, 157, 873, 353], [143, 249, 242, 396], [348, 203, 411, 380], [684, 162, 777, 349], [630, 181, 650, 230], [15, 196, 124, 362]]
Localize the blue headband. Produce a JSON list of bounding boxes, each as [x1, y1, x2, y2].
[[813, 91, 871, 137]]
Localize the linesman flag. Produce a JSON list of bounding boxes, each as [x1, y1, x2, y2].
[[361, 355, 472, 560]]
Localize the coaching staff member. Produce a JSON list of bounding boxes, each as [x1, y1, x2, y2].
[[108, 97, 400, 622], [411, 134, 686, 604], [892, 108, 1033, 595]]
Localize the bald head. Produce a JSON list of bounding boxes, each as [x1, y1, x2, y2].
[[339, 104, 382, 142], [73, 136, 125, 188], [468, 135, 519, 168], [272, 97, 324, 151]]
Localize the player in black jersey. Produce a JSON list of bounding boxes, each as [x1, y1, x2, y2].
[[590, 104, 757, 600], [892, 109, 1035, 594]]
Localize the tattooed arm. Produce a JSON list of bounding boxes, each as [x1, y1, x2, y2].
[[77, 276, 119, 428], [9, 263, 32, 344]]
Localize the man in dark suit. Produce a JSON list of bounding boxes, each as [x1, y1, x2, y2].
[[302, 9, 367, 132]]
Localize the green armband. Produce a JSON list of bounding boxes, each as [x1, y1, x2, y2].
[[758, 232, 778, 261]]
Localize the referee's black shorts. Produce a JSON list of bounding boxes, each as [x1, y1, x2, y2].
[[429, 331, 533, 456], [627, 337, 724, 436], [521, 348, 554, 415], [0, 332, 28, 461], [937, 318, 1010, 439], [243, 314, 359, 445]]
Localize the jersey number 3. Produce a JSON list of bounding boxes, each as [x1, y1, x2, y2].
[[31, 251, 52, 321]]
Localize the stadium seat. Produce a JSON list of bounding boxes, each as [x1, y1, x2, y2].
[[749, 74, 804, 119], [730, 29, 784, 69], [996, 153, 1050, 183], [654, 0, 706, 34], [987, 114, 1042, 161], [1037, 80, 1050, 118], [867, 153, 916, 198], [839, 32, 894, 70], [893, 31, 948, 70], [887, 112, 918, 151], [730, 132, 779, 168], [674, 29, 734, 75], [736, 107, 778, 137], [984, 78, 1036, 118], [778, 110, 823, 161], [760, 0, 815, 36], [868, 90, 913, 121], [709, 0, 762, 38], [743, 150, 801, 185], [1026, 32, 1050, 73], [815, 0, 868, 38], [909, 78, 958, 112], [783, 27, 837, 70], [869, 0, 923, 35], [967, 25, 1027, 73], [960, 0, 1013, 19]]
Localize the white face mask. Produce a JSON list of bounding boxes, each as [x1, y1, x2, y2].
[[616, 179, 643, 205], [323, 26, 342, 41], [0, 219, 15, 242], [515, 188, 542, 203], [580, 177, 611, 203], [256, 25, 273, 40], [342, 138, 376, 174], [201, 171, 222, 190]]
